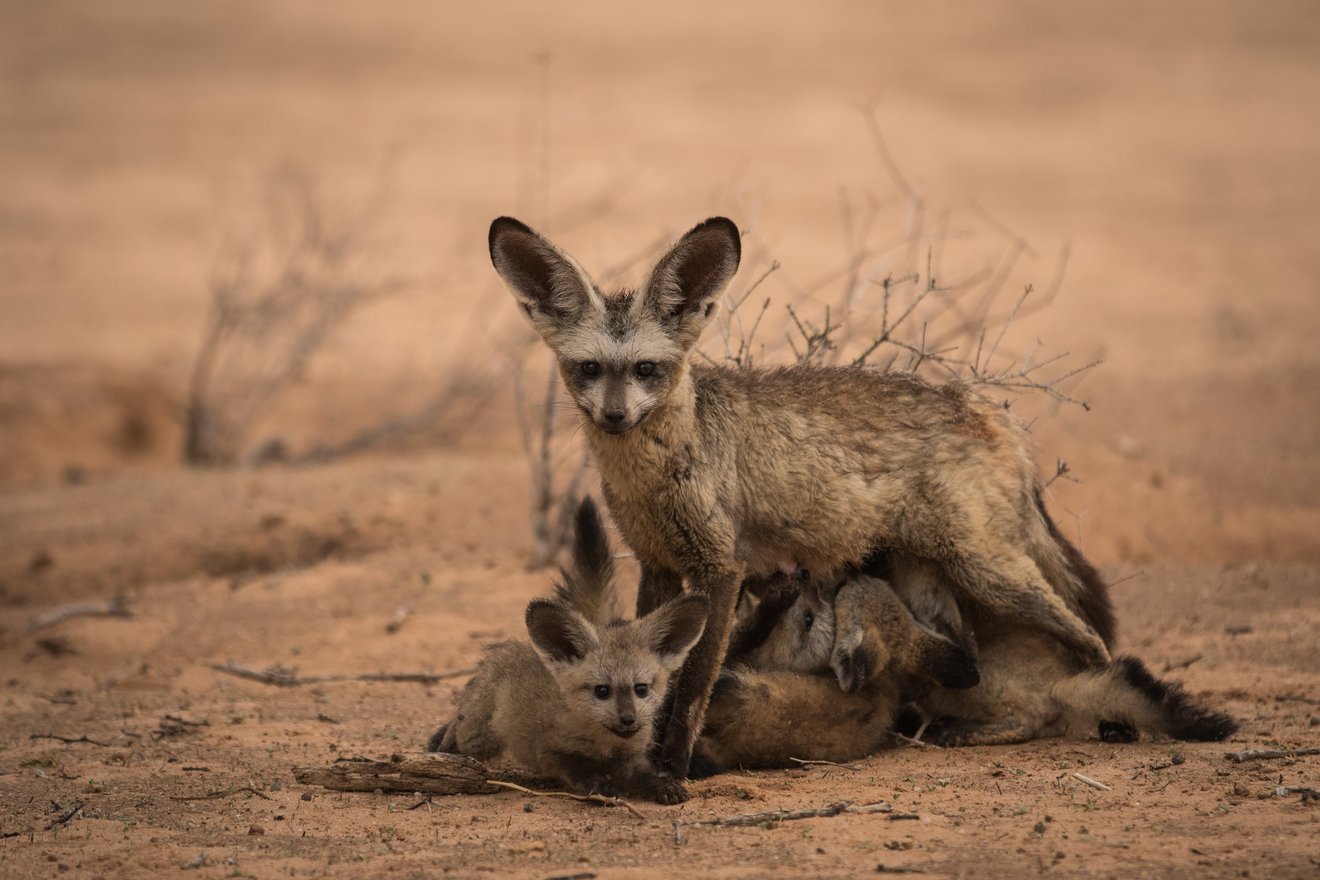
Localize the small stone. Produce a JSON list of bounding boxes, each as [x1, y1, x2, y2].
[[523, 803, 534, 813], [247, 825, 265, 836], [301, 792, 313, 801]]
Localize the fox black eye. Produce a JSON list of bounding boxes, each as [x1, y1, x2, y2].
[[593, 685, 611, 700], [633, 683, 649, 698], [803, 610, 815, 631], [581, 361, 601, 378], [634, 361, 656, 378]]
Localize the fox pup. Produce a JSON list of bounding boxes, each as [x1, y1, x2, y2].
[[428, 499, 707, 802], [773, 558, 1237, 747], [698, 573, 978, 769], [488, 215, 1113, 789]]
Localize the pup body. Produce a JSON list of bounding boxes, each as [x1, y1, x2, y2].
[[700, 574, 976, 769], [489, 215, 1113, 785], [429, 499, 707, 802]]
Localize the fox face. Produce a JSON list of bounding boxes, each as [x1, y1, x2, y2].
[[489, 216, 741, 434], [745, 580, 838, 673], [526, 594, 708, 741]]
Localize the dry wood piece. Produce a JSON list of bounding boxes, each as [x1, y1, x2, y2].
[[1072, 772, 1111, 791], [694, 800, 894, 828], [484, 779, 646, 821], [1225, 747, 1320, 763], [208, 660, 474, 687], [45, 801, 84, 830], [789, 757, 861, 771], [29, 733, 110, 747], [170, 786, 272, 802], [27, 596, 130, 636], [293, 753, 532, 797]]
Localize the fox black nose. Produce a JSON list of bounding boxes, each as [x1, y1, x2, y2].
[[604, 409, 626, 424], [619, 713, 636, 727]]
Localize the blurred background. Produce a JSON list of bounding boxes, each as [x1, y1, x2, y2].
[[2, 0, 1318, 584]]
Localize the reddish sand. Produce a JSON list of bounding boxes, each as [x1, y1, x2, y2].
[[2, 2, 1318, 877]]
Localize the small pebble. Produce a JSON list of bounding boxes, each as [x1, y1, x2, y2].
[[248, 825, 265, 836], [301, 792, 313, 801], [523, 803, 534, 813]]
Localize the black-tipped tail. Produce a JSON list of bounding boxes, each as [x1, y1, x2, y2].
[[553, 497, 618, 626], [1117, 656, 1239, 742]]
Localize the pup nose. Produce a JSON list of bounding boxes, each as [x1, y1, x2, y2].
[[604, 410, 626, 424], [619, 714, 636, 727]]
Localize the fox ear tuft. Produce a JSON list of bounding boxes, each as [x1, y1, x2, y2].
[[489, 217, 601, 341], [642, 594, 708, 667], [526, 599, 599, 664], [637, 217, 740, 348]]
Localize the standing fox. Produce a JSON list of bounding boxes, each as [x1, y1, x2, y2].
[[488, 215, 1114, 798], [428, 499, 707, 802]]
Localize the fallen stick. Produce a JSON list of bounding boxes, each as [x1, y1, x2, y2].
[[1072, 772, 1110, 791], [789, 757, 861, 771], [208, 660, 475, 687], [293, 753, 540, 798], [29, 733, 110, 747], [1225, 747, 1320, 763], [45, 801, 84, 830], [169, 786, 271, 801], [27, 596, 130, 635], [1275, 786, 1320, 802], [1162, 653, 1202, 673], [484, 779, 646, 821], [694, 800, 894, 828]]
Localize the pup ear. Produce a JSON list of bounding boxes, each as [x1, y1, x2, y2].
[[916, 628, 981, 690], [640, 594, 708, 669], [526, 599, 600, 664], [636, 217, 741, 349], [489, 217, 602, 342]]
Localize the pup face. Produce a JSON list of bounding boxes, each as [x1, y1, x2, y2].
[[526, 595, 708, 741], [747, 582, 838, 673]]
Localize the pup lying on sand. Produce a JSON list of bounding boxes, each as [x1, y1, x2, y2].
[[428, 499, 707, 802], [700, 561, 1235, 770], [697, 572, 978, 770]]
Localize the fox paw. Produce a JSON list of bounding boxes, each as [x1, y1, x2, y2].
[[650, 775, 690, 805]]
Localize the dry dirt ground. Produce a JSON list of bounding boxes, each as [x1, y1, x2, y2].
[[2, 1, 1319, 878]]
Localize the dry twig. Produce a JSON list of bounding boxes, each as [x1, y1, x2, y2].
[[208, 660, 474, 687], [694, 800, 894, 828], [170, 786, 272, 802], [1072, 772, 1110, 791], [26, 596, 130, 636], [789, 757, 861, 771], [483, 779, 646, 821], [29, 733, 109, 747], [45, 801, 84, 830], [1226, 747, 1319, 763]]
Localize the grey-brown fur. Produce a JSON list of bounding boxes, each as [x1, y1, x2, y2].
[[427, 499, 707, 802], [488, 215, 1113, 792], [698, 573, 977, 769]]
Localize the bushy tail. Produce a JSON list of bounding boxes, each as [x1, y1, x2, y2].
[[1053, 656, 1238, 742], [553, 497, 618, 627], [1029, 489, 1118, 649]]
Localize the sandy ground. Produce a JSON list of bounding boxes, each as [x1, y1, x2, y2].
[[2, 1, 1319, 877]]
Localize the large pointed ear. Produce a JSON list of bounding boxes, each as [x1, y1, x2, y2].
[[526, 599, 600, 665], [915, 627, 980, 690], [489, 217, 602, 342], [639, 594, 708, 671], [636, 217, 741, 349]]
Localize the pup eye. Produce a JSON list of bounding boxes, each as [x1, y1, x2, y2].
[[581, 361, 601, 378], [633, 683, 649, 697], [593, 685, 611, 700], [802, 610, 815, 631], [634, 361, 656, 378]]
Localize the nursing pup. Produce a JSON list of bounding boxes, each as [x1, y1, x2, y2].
[[697, 573, 977, 770]]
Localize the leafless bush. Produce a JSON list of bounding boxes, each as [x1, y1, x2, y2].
[[185, 164, 401, 465], [704, 108, 1100, 415]]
